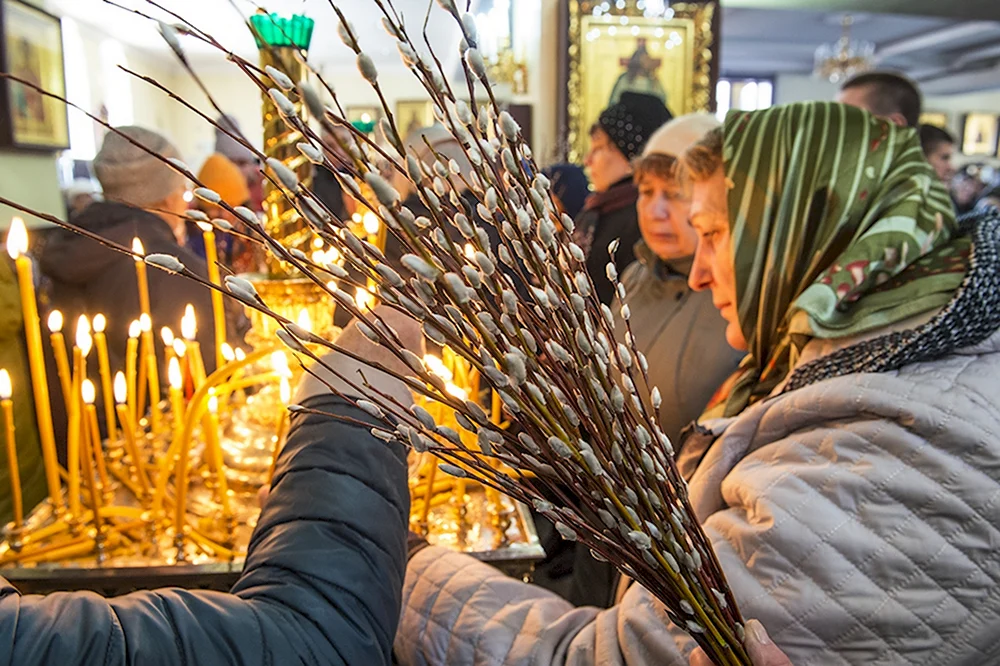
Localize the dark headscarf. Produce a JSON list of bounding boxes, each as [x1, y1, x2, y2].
[[543, 164, 590, 220]]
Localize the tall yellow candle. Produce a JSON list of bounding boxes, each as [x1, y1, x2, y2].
[[6, 218, 62, 512], [161, 327, 176, 385], [181, 304, 206, 387], [197, 223, 227, 371], [79, 379, 104, 540], [140, 314, 162, 433], [203, 390, 230, 516], [47, 310, 72, 413], [0, 370, 23, 532], [167, 357, 185, 443], [67, 317, 92, 520], [91, 314, 116, 442], [125, 320, 140, 425], [82, 379, 110, 496], [132, 237, 151, 317], [114, 372, 149, 496]]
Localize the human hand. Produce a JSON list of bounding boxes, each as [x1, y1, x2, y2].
[[294, 304, 423, 407], [689, 620, 791, 666]]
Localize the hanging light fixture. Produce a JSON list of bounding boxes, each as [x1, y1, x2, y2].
[[814, 15, 875, 83]]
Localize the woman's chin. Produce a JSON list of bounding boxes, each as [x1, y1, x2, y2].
[[725, 321, 749, 352]]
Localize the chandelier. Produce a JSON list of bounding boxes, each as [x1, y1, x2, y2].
[[814, 15, 875, 83]]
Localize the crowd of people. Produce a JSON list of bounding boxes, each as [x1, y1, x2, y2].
[[1, 64, 999, 665]]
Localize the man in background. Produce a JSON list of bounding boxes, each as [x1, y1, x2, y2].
[[837, 70, 922, 127]]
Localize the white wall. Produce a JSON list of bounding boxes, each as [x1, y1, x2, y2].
[[773, 73, 838, 105]]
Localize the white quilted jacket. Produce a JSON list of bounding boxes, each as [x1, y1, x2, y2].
[[394, 327, 1000, 666]]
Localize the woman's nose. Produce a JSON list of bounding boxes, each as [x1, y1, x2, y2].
[[688, 245, 711, 292]]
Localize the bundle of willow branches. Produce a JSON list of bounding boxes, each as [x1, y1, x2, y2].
[[0, 0, 748, 663]]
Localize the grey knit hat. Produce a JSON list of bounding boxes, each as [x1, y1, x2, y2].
[[93, 126, 186, 208]]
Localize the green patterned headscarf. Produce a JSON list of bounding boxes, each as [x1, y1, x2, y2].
[[710, 101, 968, 417]]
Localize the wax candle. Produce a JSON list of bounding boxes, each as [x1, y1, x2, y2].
[[132, 237, 151, 317], [81, 379, 110, 496], [47, 310, 72, 412], [181, 304, 206, 387], [0, 369, 23, 531], [161, 327, 177, 377], [91, 314, 116, 441], [67, 316, 92, 520], [79, 379, 104, 540], [167, 357, 185, 443], [125, 320, 140, 425], [203, 390, 230, 515], [197, 222, 226, 371], [140, 314, 161, 433], [114, 372, 149, 496], [6, 218, 62, 511]]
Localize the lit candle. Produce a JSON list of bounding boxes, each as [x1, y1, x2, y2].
[[197, 222, 227, 371], [114, 372, 149, 496], [125, 320, 140, 425], [81, 379, 110, 496], [0, 369, 23, 532], [181, 304, 206, 387], [362, 211, 381, 245], [203, 390, 230, 516], [355, 286, 376, 312], [161, 327, 176, 370], [92, 314, 116, 442], [67, 316, 92, 520], [140, 313, 161, 433], [167, 357, 185, 443], [47, 310, 72, 412], [79, 378, 104, 539], [6, 218, 62, 511], [132, 237, 151, 318]]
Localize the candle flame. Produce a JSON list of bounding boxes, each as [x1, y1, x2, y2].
[[311, 250, 326, 264], [48, 310, 64, 333], [355, 286, 375, 312], [271, 351, 292, 378], [76, 316, 92, 356], [167, 357, 182, 389], [296, 308, 312, 332], [161, 326, 175, 347], [172, 339, 187, 357], [312, 237, 324, 250], [464, 243, 476, 260], [234, 347, 246, 362], [362, 212, 381, 236], [445, 382, 468, 401], [82, 379, 96, 405], [197, 221, 212, 233], [280, 377, 291, 404], [131, 237, 144, 260], [207, 390, 218, 414], [220, 342, 235, 362], [113, 371, 126, 404], [93, 313, 106, 333], [128, 320, 141, 339], [139, 313, 152, 333], [181, 304, 197, 340], [6, 217, 27, 260], [327, 246, 341, 264], [351, 212, 362, 223], [0, 369, 11, 400], [423, 354, 453, 382]]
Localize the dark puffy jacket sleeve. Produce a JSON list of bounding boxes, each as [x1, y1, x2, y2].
[[0, 395, 409, 666]]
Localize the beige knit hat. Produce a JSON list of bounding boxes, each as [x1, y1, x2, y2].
[[642, 113, 721, 158], [93, 126, 186, 208]]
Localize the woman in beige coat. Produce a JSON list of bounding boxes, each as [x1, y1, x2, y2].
[[393, 101, 1000, 665]]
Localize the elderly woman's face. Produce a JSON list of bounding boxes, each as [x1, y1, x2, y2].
[[687, 169, 746, 351], [636, 172, 696, 260]]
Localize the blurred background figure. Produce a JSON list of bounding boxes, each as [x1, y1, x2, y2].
[[919, 124, 956, 185], [187, 152, 258, 274], [542, 163, 589, 221], [62, 179, 100, 220], [214, 114, 263, 213]]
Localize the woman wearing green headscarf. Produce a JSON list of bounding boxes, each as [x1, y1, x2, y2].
[[392, 101, 1000, 666]]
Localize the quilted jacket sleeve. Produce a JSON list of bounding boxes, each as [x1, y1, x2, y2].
[[0, 394, 410, 666], [394, 358, 1000, 666]]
